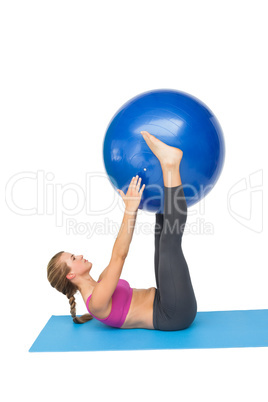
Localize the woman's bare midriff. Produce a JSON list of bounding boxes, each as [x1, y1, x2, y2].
[[120, 287, 156, 329]]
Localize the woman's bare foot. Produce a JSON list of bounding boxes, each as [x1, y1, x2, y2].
[[141, 131, 183, 166]]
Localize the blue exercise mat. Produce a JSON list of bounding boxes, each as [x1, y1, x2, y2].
[[29, 309, 268, 352]]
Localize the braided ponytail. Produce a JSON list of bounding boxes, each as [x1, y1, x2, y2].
[[47, 251, 93, 324], [68, 293, 93, 324]]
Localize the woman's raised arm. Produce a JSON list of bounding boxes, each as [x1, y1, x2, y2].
[[91, 210, 137, 311], [114, 175, 145, 257], [91, 176, 145, 311]]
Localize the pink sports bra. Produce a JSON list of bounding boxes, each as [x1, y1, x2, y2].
[[86, 279, 133, 328]]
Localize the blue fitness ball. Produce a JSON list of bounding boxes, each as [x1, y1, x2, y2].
[[103, 89, 225, 212]]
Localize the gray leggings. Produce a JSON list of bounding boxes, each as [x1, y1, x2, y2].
[[153, 184, 197, 331]]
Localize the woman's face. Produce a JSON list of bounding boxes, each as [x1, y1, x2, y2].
[[61, 252, 93, 280]]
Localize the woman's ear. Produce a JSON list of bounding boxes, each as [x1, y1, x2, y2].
[[66, 273, 76, 280]]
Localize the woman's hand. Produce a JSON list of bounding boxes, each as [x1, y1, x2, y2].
[[117, 175, 145, 213]]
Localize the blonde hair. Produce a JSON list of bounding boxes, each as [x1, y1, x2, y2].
[[47, 251, 93, 324]]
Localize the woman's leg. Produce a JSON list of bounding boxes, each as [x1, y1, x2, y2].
[[155, 181, 197, 330], [141, 131, 197, 330], [154, 213, 164, 289]]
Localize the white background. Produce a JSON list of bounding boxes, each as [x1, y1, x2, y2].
[[1, 0, 267, 401]]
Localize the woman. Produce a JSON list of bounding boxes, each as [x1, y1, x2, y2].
[[47, 131, 197, 331]]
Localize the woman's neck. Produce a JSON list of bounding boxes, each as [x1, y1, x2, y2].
[[78, 275, 97, 305]]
